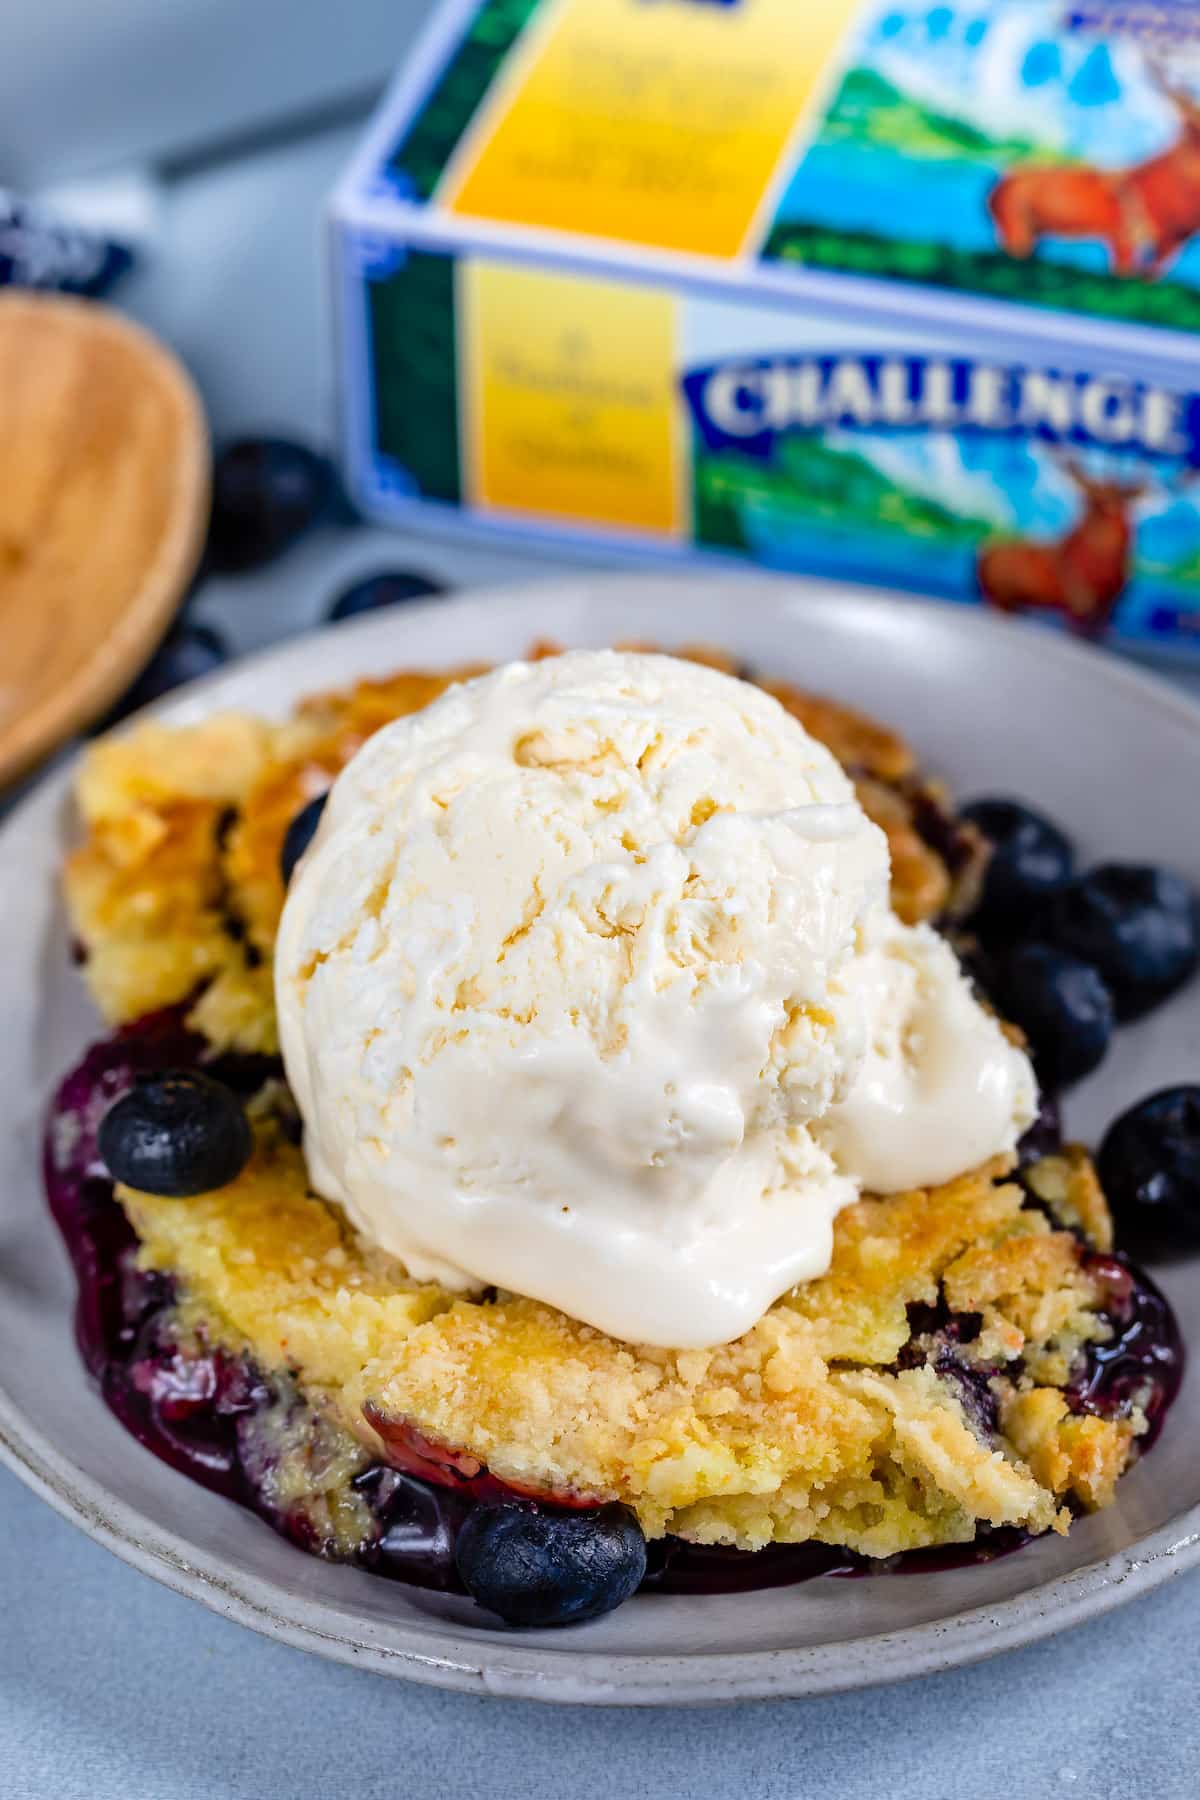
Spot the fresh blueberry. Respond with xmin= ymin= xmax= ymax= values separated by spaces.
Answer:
xmin=454 ymin=1503 xmax=647 ymax=1627
xmin=1044 ymin=864 xmax=1199 ymax=1019
xmin=993 ymin=943 xmax=1113 ymax=1089
xmin=327 ymin=569 xmax=445 ymax=622
xmin=960 ymin=798 xmax=1074 ymax=935
xmin=1097 ymin=1087 xmax=1200 ymax=1251
xmin=279 ymin=793 xmax=327 ymax=886
xmin=99 ymin=621 xmax=230 ymax=725
xmin=99 ymin=1070 xmax=253 ymax=1197
xmin=206 ymin=437 xmax=335 ymax=573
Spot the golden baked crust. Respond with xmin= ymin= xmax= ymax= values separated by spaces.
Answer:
xmin=67 ymin=644 xmax=1139 ymax=1560
xmin=66 ymin=647 xmax=983 ymax=1053
xmin=121 ymin=1117 xmax=1135 ymax=1555
xmin=66 ymin=664 xmax=482 ymax=1052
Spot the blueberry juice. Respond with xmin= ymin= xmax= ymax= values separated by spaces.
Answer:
xmin=45 ymin=1012 xmax=1184 ymax=1607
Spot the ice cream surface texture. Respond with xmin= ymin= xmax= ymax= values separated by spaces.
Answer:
xmin=276 ymin=652 xmax=1035 ymax=1348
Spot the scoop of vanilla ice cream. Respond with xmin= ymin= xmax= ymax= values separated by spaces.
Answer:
xmin=276 ymin=651 xmax=1034 ymax=1348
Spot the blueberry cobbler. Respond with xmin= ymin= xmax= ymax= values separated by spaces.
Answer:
xmin=47 ymin=646 xmax=1194 ymax=1627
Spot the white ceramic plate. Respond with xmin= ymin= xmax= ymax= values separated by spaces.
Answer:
xmin=2 ymin=576 xmax=1199 ymax=1706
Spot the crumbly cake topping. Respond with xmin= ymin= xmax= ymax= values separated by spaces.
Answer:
xmin=65 ymin=647 xmax=985 ymax=1057
xmin=121 ymin=1117 xmax=1134 ymax=1554
xmin=68 ymin=644 xmax=1138 ymax=1560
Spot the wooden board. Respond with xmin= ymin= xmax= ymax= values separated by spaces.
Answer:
xmin=0 ymin=292 xmax=210 ymax=787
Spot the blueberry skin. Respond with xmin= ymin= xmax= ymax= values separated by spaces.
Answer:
xmin=993 ymin=943 xmax=1113 ymax=1089
xmin=960 ymin=798 xmax=1074 ymax=935
xmin=1044 ymin=864 xmax=1199 ymax=1019
xmin=279 ymin=793 xmax=328 ymax=887
xmin=328 ymin=570 xmax=445 ymax=622
xmin=206 ymin=438 xmax=335 ymax=574
xmin=99 ymin=1070 xmax=253 ymax=1197
xmin=454 ymin=1503 xmax=647 ymax=1627
xmin=1098 ymin=1087 xmax=1200 ymax=1250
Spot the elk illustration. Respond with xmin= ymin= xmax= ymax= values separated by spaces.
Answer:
xmin=977 ymin=456 xmax=1149 ymax=636
xmin=989 ymin=59 xmax=1200 ymax=278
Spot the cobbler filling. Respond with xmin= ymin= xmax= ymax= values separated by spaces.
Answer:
xmin=45 ymin=1008 xmax=1183 ymax=1600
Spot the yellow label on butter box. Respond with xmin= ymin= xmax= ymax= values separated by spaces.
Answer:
xmin=440 ymin=0 xmax=857 ymax=259
xmin=338 ymin=0 xmax=1200 ymax=659
xmin=458 ymin=258 xmax=682 ymax=535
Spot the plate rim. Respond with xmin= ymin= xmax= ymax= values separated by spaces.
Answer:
xmin=5 ymin=1375 xmax=1200 ymax=1706
xmin=4 ymin=572 xmax=1200 ymax=1705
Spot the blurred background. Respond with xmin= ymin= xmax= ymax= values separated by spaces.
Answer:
xmin=1 ymin=0 xmax=581 ymax=751
xmin=4 ymin=0 xmax=1200 ymax=793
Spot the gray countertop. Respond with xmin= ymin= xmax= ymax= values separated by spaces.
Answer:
xmin=5 ymin=97 xmax=1200 ymax=1800
xmin=3 ymin=1465 xmax=1197 ymax=1800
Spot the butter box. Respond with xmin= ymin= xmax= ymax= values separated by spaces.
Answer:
xmin=331 ymin=0 xmax=1200 ymax=652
